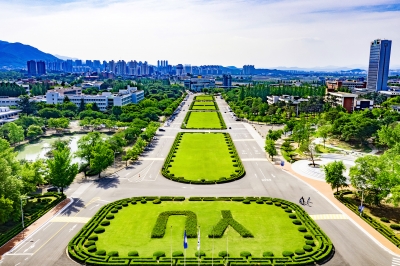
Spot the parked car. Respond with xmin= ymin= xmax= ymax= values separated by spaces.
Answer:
xmin=229 ymin=127 xmax=232 ymax=129
xmin=159 ymin=128 xmax=165 ymax=132
xmin=47 ymin=187 xmax=58 ymax=192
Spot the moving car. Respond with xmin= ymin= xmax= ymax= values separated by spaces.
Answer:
xmin=159 ymin=128 xmax=165 ymax=132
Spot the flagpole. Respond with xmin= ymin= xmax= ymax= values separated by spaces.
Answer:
xmin=212 ymin=226 xmax=214 ymax=266
xmin=170 ymin=226 xmax=172 ymax=266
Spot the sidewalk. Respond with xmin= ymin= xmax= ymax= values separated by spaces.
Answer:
xmin=0 ymin=198 xmax=71 ymax=260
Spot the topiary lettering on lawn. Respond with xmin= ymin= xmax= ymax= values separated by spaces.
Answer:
xmin=151 ymin=211 xmax=197 ymax=238
xmin=209 ymin=210 xmax=253 ymax=238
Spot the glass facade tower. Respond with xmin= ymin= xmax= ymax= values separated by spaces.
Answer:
xmin=367 ymin=39 xmax=392 ymax=91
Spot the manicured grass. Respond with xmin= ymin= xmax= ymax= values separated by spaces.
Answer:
xmin=194 ymin=101 xmax=215 ymax=106
xmin=195 ymin=95 xmax=214 ymax=101
xmin=185 ymin=112 xmax=224 ymax=129
xmin=169 ymin=133 xmax=238 ymax=180
xmin=192 ymin=105 xmax=216 ymax=110
xmin=95 ymin=201 xmax=307 ymax=258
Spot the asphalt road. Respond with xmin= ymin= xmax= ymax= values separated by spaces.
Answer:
xmin=1 ymin=93 xmax=396 ymax=266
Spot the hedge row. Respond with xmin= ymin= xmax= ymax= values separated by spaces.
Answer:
xmin=0 ymin=192 xmax=66 ymax=247
xmin=151 ymin=211 xmax=197 ymax=238
xmin=181 ymin=111 xmax=227 ymax=130
xmin=189 ymin=101 xmax=219 ymax=111
xmin=162 ymin=133 xmax=245 ymax=184
xmin=334 ymin=190 xmax=400 ymax=248
xmin=193 ymin=96 xmax=215 ymax=101
xmin=209 ymin=210 xmax=253 ymax=238
xmin=68 ymin=197 xmax=333 ymax=266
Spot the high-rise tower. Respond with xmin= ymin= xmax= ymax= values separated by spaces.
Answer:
xmin=367 ymin=39 xmax=392 ymax=91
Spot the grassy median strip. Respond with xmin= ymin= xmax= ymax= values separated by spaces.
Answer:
xmin=194 ymin=95 xmax=214 ymax=101
xmin=182 ymin=111 xmax=226 ymax=129
xmin=190 ymin=101 xmax=218 ymax=111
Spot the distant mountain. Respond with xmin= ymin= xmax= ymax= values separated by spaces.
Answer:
xmin=0 ymin=40 xmax=58 ymax=69
xmin=54 ymin=54 xmax=79 ymax=61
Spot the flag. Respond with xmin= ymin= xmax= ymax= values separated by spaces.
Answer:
xmin=183 ymin=230 xmax=188 ymax=249
xmin=197 ymin=227 xmax=200 ymax=251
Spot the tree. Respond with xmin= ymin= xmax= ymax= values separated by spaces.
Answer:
xmin=6 ymin=122 xmax=25 ymax=145
xmin=265 ymin=139 xmax=277 ymax=160
xmin=63 ymin=95 xmax=71 ymax=102
xmin=92 ymin=102 xmax=100 ymax=112
xmin=377 ymin=123 xmax=400 ymax=149
xmin=90 ymin=143 xmax=114 ymax=178
xmin=38 ymin=108 xmax=62 ymax=119
xmin=323 ymin=161 xmax=348 ymax=193
xmin=78 ymin=98 xmax=86 ymax=112
xmin=20 ymin=160 xmax=46 ymax=193
xmin=18 ymin=95 xmax=36 ymax=114
xmin=316 ymin=124 xmax=332 ymax=148
xmin=26 ymin=125 xmax=43 ymax=139
xmin=387 ymin=185 xmax=400 ymax=207
xmin=299 ymin=140 xmax=316 ymax=167
xmin=76 ymin=132 xmax=102 ymax=165
xmin=47 ymin=147 xmax=78 ymax=194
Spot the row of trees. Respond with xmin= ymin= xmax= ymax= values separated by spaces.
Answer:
xmin=0 ymin=82 xmax=26 ymax=97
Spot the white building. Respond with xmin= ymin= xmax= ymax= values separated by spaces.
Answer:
xmin=184 ymin=78 xmax=215 ymax=92
xmin=0 ymin=96 xmax=20 ymax=107
xmin=0 ymin=107 xmax=21 ymax=125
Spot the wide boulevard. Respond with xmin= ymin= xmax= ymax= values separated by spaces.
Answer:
xmin=1 ymin=93 xmax=396 ymax=266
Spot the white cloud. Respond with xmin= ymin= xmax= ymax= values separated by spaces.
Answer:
xmin=0 ymin=0 xmax=399 ymax=68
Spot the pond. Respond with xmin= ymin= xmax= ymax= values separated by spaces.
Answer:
xmin=15 ymin=133 xmax=109 ymax=165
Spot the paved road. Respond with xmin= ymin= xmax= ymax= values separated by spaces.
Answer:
xmin=1 ymin=93 xmax=395 ymax=266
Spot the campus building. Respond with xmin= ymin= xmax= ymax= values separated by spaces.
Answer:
xmin=367 ymin=39 xmax=392 ymax=92
xmin=327 ymin=91 xmax=373 ymax=112
xmin=46 ymin=85 xmax=144 ymax=111
xmin=326 ymin=80 xmax=367 ymax=92
xmin=184 ymin=77 xmax=215 ymax=92
xmin=0 ymin=96 xmax=20 ymax=107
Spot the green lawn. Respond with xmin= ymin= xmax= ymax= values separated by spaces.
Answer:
xmin=95 ymin=201 xmax=308 ymax=258
xmin=169 ymin=133 xmax=238 ymax=180
xmin=194 ymin=101 xmax=215 ymax=106
xmin=185 ymin=112 xmax=223 ymax=129
xmin=195 ymin=95 xmax=214 ymax=101
xmin=192 ymin=105 xmax=216 ymax=110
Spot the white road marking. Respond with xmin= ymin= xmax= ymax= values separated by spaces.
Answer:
xmin=310 ymin=214 xmax=348 ymax=220
xmin=392 ymin=257 xmax=400 ymax=266
xmin=262 ymin=179 xmax=271 ymax=182
xmin=271 ymin=174 xmax=276 ymax=178
xmin=3 ymin=254 xmax=33 ymax=256
xmin=41 ymin=223 xmax=52 ymax=231
xmin=70 ymin=183 xmax=93 ymax=199
xmin=69 ymin=224 xmax=77 ymax=232
xmin=89 ymin=204 xmax=100 ymax=210
xmin=51 ymin=217 xmax=90 ymax=223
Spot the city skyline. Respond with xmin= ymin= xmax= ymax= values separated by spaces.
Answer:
xmin=0 ymin=0 xmax=399 ymax=68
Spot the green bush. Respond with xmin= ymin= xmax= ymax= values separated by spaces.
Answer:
xmin=256 ymin=200 xmax=263 ymax=204
xmin=88 ymin=234 xmax=98 ymax=241
xmin=292 ymin=220 xmax=302 ymax=225
xmin=298 ymin=227 xmax=307 ymax=232
xmin=151 ymin=211 xmax=197 ymax=238
xmin=141 ymin=199 xmax=147 ymax=204
xmin=263 ymin=251 xmax=274 ymax=257
xmin=380 ymin=217 xmax=390 ymax=223
xmin=153 ymin=251 xmax=166 ymax=258
xmin=108 ymin=251 xmax=119 ymax=257
xmin=122 ymin=202 xmax=128 ymax=207
xmin=209 ymin=210 xmax=253 ymax=238
xmin=84 ymin=240 xmax=95 ymax=247
xmin=240 ymin=251 xmax=251 ymax=258
xmin=218 ymin=251 xmax=228 ymax=258
xmin=131 ymin=200 xmax=137 ymax=205
xmin=295 ymin=249 xmax=305 ymax=255
xmin=87 ymin=245 xmax=96 ymax=252
xmin=95 ymin=249 xmax=106 ymax=256
xmin=172 ymin=251 xmax=184 ymax=257
xmin=303 ymin=245 xmax=313 ymax=252
xmin=390 ymin=224 xmax=400 ymax=230
xmin=243 ymin=200 xmax=250 ymax=204
xmin=282 ymin=251 xmax=294 ymax=257
xmin=305 ymin=240 xmax=315 ymax=246
xmin=128 ymin=251 xmax=139 ymax=256
xmin=285 ymin=209 xmax=292 ymax=213
xmin=195 ymin=251 xmax=206 ymax=257
xmin=101 ymin=220 xmax=110 ymax=226
xmin=174 ymin=197 xmax=185 ymax=201
xmin=116 ymin=205 xmax=122 ymax=209
xmin=94 ymin=227 xmax=105 ymax=233
xmin=232 ymin=197 xmax=245 ymax=201
xmin=153 ymin=199 xmax=161 ymax=204
xmin=106 ymin=214 xmax=114 ymax=220
xmin=304 ymin=234 xmax=313 ymax=240
xmin=110 ymin=208 xmax=118 ymax=213
xmin=274 ymin=202 xmax=281 ymax=206
xmin=265 ymin=201 xmax=273 ymax=205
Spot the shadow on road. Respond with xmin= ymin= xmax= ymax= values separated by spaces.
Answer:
xmin=62 ymin=198 xmax=85 ymax=216
xmin=94 ymin=176 xmax=120 ymax=189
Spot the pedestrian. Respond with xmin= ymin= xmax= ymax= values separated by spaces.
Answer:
xmin=299 ymin=196 xmax=305 ymax=205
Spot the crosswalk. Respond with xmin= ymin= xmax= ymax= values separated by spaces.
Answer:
xmin=310 ymin=214 xmax=348 ymax=220
xmin=392 ymin=257 xmax=400 ymax=266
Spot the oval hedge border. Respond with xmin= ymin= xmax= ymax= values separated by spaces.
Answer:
xmin=181 ymin=111 xmax=227 ymax=130
xmin=161 ymin=132 xmax=246 ymax=184
xmin=68 ymin=196 xmax=334 ymax=266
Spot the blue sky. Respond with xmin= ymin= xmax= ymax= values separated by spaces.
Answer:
xmin=0 ymin=0 xmax=399 ymax=69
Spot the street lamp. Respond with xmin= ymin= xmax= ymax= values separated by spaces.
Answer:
xmin=20 ymin=196 xmax=31 ymax=238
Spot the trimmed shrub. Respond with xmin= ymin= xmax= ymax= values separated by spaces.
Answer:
xmin=281 ymin=205 xmax=288 ymax=209
xmin=240 ymin=251 xmax=251 ymax=258
xmin=232 ymin=197 xmax=245 ymax=202
xmin=243 ymin=200 xmax=250 ymax=204
xmin=122 ymin=202 xmax=128 ymax=207
xmin=88 ymin=235 xmax=98 ymax=241
xmin=108 ymin=251 xmax=119 ymax=257
xmin=151 ymin=211 xmax=197 ymax=238
xmin=84 ymin=240 xmax=95 ymax=247
xmin=116 ymin=205 xmax=122 ymax=209
xmin=289 ymin=214 xmax=297 ymax=219
xmin=304 ymin=234 xmax=313 ymax=240
xmin=292 ymin=220 xmax=302 ymax=225
xmin=285 ymin=209 xmax=292 ymax=213
xmin=274 ymin=202 xmax=281 ymax=206
xmin=95 ymin=249 xmax=106 ymax=256
xmin=128 ymin=251 xmax=139 ymax=256
xmin=256 ymin=200 xmax=263 ymax=204
xmin=153 ymin=251 xmax=166 ymax=258
xmin=172 ymin=251 xmax=184 ymax=257
xmin=209 ymin=210 xmax=253 ymax=238
xmin=87 ymin=245 xmax=96 ymax=252
xmin=218 ymin=251 xmax=228 ymax=258
xmin=298 ymin=226 xmax=307 ymax=232
xmin=141 ymin=199 xmax=147 ymax=204
xmin=110 ymin=208 xmax=118 ymax=213
xmin=305 ymin=240 xmax=315 ymax=246
xmin=174 ymin=197 xmax=185 ymax=201
xmin=390 ymin=224 xmax=400 ymax=230
xmin=303 ymin=245 xmax=313 ymax=252
xmin=153 ymin=199 xmax=161 ymax=204
xmin=263 ymin=251 xmax=274 ymax=257
xmin=265 ymin=201 xmax=273 ymax=205
xmin=106 ymin=214 xmax=114 ymax=220
xmin=101 ymin=220 xmax=110 ymax=226
xmin=380 ymin=217 xmax=390 ymax=223
xmin=94 ymin=227 xmax=105 ymax=234
xmin=282 ymin=251 xmax=294 ymax=257
xmin=295 ymin=249 xmax=305 ymax=255
xmin=195 ymin=251 xmax=206 ymax=257
xmin=131 ymin=200 xmax=137 ymax=205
